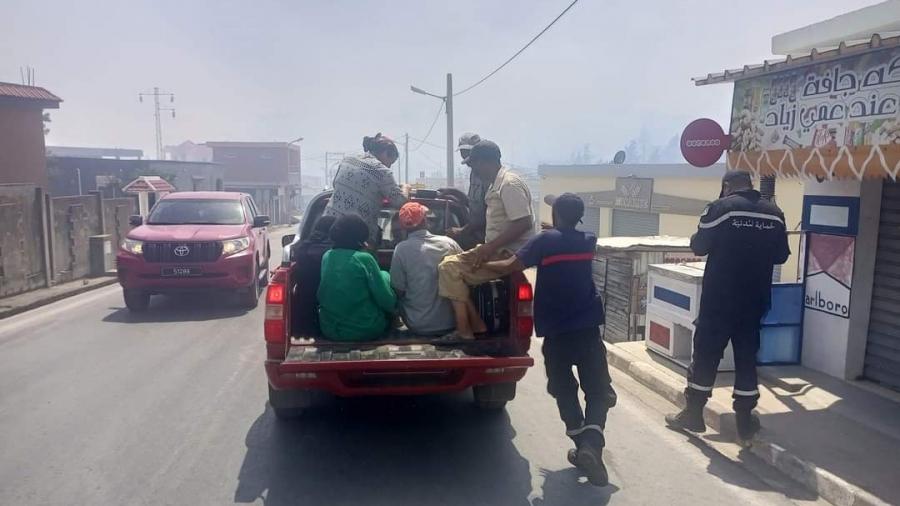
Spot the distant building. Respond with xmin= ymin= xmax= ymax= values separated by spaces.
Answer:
xmin=46 ymin=146 xmax=142 ymax=159
xmin=47 ymin=153 xmax=225 ymax=199
xmin=0 ymin=82 xmax=62 ymax=188
xmin=164 ymin=140 xmax=212 ymax=162
xmin=204 ymin=141 xmax=300 ymax=224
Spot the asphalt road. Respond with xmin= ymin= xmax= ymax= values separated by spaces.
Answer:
xmin=0 ymin=231 xmax=824 ymax=506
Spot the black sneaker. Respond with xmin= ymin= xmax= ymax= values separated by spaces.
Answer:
xmin=575 ymin=445 xmax=609 ymax=487
xmin=736 ymin=412 xmax=761 ymax=443
xmin=665 ymin=407 xmax=707 ymax=433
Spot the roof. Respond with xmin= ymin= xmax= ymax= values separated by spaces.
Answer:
xmin=46 ymin=146 xmax=143 ymax=159
xmin=162 ymin=191 xmax=244 ymax=200
xmin=595 ymin=236 xmax=692 ymax=252
xmin=694 ymin=33 xmax=900 ymax=86
xmin=539 ymin=162 xmax=726 ymax=179
xmin=205 ymin=141 xmax=300 ymax=150
xmin=122 ymin=176 xmax=176 ymax=193
xmin=772 ymin=1 xmax=900 ymax=56
xmin=0 ymin=82 xmax=62 ymax=108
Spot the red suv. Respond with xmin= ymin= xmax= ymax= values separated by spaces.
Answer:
xmin=116 ymin=191 xmax=271 ymax=312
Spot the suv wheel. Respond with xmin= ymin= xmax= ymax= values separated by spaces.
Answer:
xmin=240 ymin=262 xmax=260 ymax=308
xmin=123 ymin=289 xmax=150 ymax=312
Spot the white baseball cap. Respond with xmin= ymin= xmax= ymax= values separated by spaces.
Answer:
xmin=456 ymin=132 xmax=481 ymax=152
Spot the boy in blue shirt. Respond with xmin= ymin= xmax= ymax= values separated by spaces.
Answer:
xmin=484 ymin=193 xmax=615 ymax=487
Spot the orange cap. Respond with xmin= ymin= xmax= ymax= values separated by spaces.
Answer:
xmin=398 ymin=202 xmax=429 ymax=229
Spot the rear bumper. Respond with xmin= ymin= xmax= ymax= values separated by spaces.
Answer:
xmin=116 ymin=251 xmax=255 ymax=292
xmin=266 ymin=355 xmax=534 ymax=397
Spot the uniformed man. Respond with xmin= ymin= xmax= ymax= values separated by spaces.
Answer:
xmin=665 ymin=171 xmax=790 ymax=443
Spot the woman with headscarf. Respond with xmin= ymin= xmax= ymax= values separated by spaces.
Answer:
xmin=323 ymin=133 xmax=407 ymax=248
xmin=317 ymin=214 xmax=397 ymax=341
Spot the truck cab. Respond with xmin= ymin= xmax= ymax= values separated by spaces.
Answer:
xmin=263 ymin=190 xmax=535 ymax=418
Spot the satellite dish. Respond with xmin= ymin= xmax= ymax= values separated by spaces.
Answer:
xmin=613 ymin=150 xmax=626 ymax=164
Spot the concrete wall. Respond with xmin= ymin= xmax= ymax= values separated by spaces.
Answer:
xmin=0 ymin=184 xmax=47 ymax=296
xmin=0 ymin=106 xmax=48 ymax=188
xmin=50 ymin=195 xmax=101 ymax=282
xmin=102 ymin=197 xmax=137 ymax=253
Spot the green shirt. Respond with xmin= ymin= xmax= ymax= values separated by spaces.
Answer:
xmin=317 ymin=248 xmax=397 ymax=341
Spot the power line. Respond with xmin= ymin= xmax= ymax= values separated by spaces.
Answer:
xmin=410 ymin=101 xmax=445 ymax=152
xmin=407 ymin=135 xmax=446 ymax=151
xmin=454 ymin=0 xmax=580 ymax=97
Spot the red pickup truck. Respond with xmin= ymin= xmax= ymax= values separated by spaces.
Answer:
xmin=263 ymin=190 xmax=535 ymax=418
xmin=116 ymin=191 xmax=271 ymax=311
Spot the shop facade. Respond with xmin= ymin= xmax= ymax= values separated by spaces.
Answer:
xmin=695 ymin=23 xmax=900 ymax=388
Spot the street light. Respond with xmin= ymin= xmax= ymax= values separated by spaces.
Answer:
xmin=410 ymin=73 xmax=454 ymax=188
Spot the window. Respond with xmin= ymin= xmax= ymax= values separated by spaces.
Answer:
xmin=242 ymin=199 xmax=254 ymax=221
xmin=247 ymin=197 xmax=260 ymax=217
xmin=147 ymin=199 xmax=246 ymax=225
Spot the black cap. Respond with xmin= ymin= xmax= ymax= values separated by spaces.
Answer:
xmin=551 ymin=192 xmax=584 ymax=224
xmin=722 ymin=170 xmax=753 ymax=187
xmin=463 ymin=139 xmax=501 ymax=163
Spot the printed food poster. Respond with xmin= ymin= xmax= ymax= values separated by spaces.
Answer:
xmin=804 ymin=233 xmax=854 ymax=319
xmin=728 ymin=46 xmax=900 ymax=178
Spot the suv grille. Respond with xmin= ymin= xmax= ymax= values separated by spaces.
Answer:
xmin=142 ymin=242 xmax=223 ymax=263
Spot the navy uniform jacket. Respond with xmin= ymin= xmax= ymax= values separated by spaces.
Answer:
xmin=691 ymin=189 xmax=791 ymax=327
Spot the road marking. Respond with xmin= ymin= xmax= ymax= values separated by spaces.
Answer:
xmin=0 ymin=285 xmax=120 ymax=338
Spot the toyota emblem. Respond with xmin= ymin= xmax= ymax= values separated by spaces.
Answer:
xmin=173 ymin=244 xmax=191 ymax=257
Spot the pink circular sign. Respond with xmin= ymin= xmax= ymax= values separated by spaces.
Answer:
xmin=681 ymin=118 xmax=731 ymax=168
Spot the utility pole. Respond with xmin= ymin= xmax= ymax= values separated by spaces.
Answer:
xmin=404 ymin=133 xmax=410 ymax=185
xmin=445 ymin=73 xmax=454 ymax=188
xmin=138 ymin=87 xmax=175 ymax=160
xmin=410 ymin=72 xmax=456 ymax=188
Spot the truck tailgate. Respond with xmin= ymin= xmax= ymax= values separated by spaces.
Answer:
xmin=266 ymin=344 xmax=533 ymax=396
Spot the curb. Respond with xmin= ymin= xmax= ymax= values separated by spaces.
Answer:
xmin=0 ymin=278 xmax=118 ymax=321
xmin=606 ymin=344 xmax=890 ymax=506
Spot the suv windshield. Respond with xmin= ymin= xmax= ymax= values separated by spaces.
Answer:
xmin=148 ymin=199 xmax=245 ymax=225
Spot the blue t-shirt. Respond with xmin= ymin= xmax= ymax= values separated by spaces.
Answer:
xmin=516 ymin=228 xmax=604 ymax=337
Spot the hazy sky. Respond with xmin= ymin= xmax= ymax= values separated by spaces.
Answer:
xmin=3 ymin=0 xmax=883 ymax=177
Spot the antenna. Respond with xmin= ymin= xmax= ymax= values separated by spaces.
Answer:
xmin=137 ymin=87 xmax=176 ymax=159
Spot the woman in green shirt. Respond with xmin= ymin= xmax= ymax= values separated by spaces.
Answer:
xmin=317 ymin=213 xmax=397 ymax=341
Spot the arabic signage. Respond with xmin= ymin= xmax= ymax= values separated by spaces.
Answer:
xmin=728 ymin=46 xmax=900 ymax=179
xmin=681 ymin=118 xmax=731 ymax=167
xmin=614 ymin=177 xmax=653 ymax=211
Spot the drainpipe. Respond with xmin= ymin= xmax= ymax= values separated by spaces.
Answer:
xmin=760 ymin=175 xmax=776 ymax=202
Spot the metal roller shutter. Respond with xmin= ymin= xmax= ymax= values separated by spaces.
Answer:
xmin=865 ymin=181 xmax=900 ymax=390
xmin=578 ymin=207 xmax=602 ymax=235
xmin=612 ymin=209 xmax=660 ymax=237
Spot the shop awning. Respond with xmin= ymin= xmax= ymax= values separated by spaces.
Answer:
xmin=694 ymin=34 xmax=900 ymax=180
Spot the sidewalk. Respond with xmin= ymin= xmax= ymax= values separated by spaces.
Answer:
xmin=0 ymin=276 xmax=117 ymax=320
xmin=607 ymin=341 xmax=900 ymax=506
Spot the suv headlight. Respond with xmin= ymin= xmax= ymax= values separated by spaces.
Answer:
xmin=222 ymin=236 xmax=251 ymax=255
xmin=122 ymin=238 xmax=144 ymax=255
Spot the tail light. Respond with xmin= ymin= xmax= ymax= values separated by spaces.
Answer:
xmin=515 ymin=280 xmax=534 ymax=342
xmin=264 ymin=270 xmax=288 ymax=351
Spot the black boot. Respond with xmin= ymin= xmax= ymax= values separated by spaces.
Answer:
xmin=665 ymin=404 xmax=706 ymax=433
xmin=735 ymin=411 xmax=760 ymax=442
xmin=572 ymin=427 xmax=608 ymax=487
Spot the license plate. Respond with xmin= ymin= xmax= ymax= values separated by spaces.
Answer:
xmin=161 ymin=267 xmax=201 ymax=277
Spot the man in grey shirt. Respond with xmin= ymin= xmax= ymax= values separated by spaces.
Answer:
xmin=390 ymin=202 xmax=463 ymax=335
